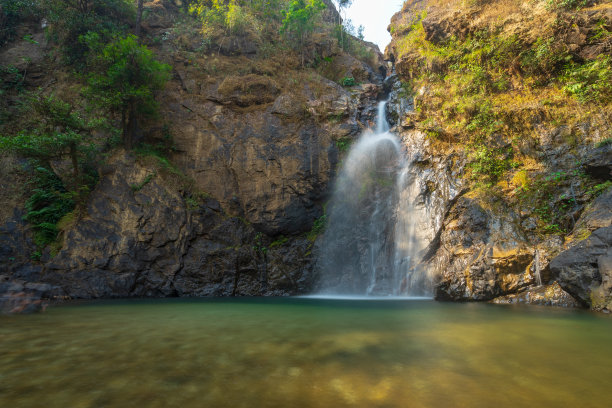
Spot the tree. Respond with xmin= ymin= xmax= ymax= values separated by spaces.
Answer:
xmin=0 ymin=95 xmax=88 ymax=181
xmin=334 ymin=0 xmax=352 ymax=49
xmin=280 ymin=0 xmax=326 ymax=67
xmin=42 ymin=0 xmax=135 ymax=67
xmin=85 ymin=33 xmax=171 ymax=149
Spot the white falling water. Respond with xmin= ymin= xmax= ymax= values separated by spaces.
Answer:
xmin=317 ymin=101 xmax=432 ymax=296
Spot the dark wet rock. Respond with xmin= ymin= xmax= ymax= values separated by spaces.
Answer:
xmin=0 ymin=209 xmax=40 ymax=280
xmin=551 ymin=226 xmax=612 ymax=312
xmin=583 ymin=143 xmax=612 ymax=181
xmin=491 ymin=282 xmax=580 ymax=308
xmin=0 ymin=277 xmax=61 ymax=314
xmin=569 ymin=188 xmax=612 ymax=242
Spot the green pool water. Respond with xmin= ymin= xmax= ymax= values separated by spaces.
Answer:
xmin=1 ymin=298 xmax=611 ymax=408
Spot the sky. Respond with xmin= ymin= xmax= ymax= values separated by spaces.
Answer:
xmin=343 ymin=0 xmax=405 ymax=51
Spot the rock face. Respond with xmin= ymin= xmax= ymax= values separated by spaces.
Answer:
xmin=431 ymin=197 xmax=541 ymax=301
xmin=41 ymin=152 xmax=315 ymax=298
xmin=550 ymin=190 xmax=612 ymax=312
xmin=0 ymin=1 xmax=385 ymax=299
xmin=161 ymin=72 xmax=381 ymax=237
xmin=382 ymin=0 xmax=611 ymax=310
xmin=550 ymin=227 xmax=612 ymax=311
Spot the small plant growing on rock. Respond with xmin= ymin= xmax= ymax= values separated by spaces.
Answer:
xmin=341 ymin=76 xmax=356 ymax=87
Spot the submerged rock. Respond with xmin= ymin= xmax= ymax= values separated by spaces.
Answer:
xmin=0 ymin=276 xmax=61 ymax=314
xmin=491 ymin=282 xmax=579 ymax=308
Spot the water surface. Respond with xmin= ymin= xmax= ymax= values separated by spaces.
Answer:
xmin=1 ymin=298 xmax=611 ymax=407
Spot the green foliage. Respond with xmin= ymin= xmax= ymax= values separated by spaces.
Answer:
xmin=190 ymin=0 xmax=287 ymax=40
xmin=335 ymin=137 xmax=351 ymax=152
xmin=546 ymin=0 xmax=588 ymax=10
xmin=307 ymin=214 xmax=326 ymax=241
xmin=0 ymin=0 xmax=41 ymax=45
xmin=281 ymin=0 xmax=326 ymax=65
xmin=520 ymin=37 xmax=570 ymax=80
xmin=23 ymin=167 xmax=75 ymax=250
xmin=269 ymin=236 xmax=289 ymax=248
xmin=586 ymin=180 xmax=612 ymax=197
xmin=0 ymin=94 xmax=89 ymax=178
xmin=468 ymin=144 xmax=513 ymax=185
xmin=85 ymin=33 xmax=171 ymax=147
xmin=561 ymin=55 xmax=612 ymax=104
xmin=341 ymin=76 xmax=355 ymax=86
xmin=131 ymin=172 xmax=155 ymax=192
xmin=589 ymin=19 xmax=611 ymax=44
xmin=0 ymin=65 xmax=24 ymax=95
xmin=43 ymin=0 xmax=135 ymax=67
xmin=253 ymin=232 xmax=268 ymax=255
xmin=515 ymin=169 xmax=586 ymax=235
xmin=134 ymin=143 xmax=181 ymax=175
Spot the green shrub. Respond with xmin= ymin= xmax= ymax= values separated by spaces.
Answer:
xmin=307 ymin=214 xmax=326 ymax=241
xmin=0 ymin=65 xmax=24 ymax=95
xmin=561 ymin=55 xmax=612 ymax=104
xmin=24 ymin=167 xmax=75 ymax=249
xmin=546 ymin=0 xmax=588 ymax=10
xmin=43 ymin=0 xmax=135 ymax=68
xmin=336 ymin=137 xmax=351 ymax=152
xmin=341 ymin=76 xmax=356 ymax=86
xmin=468 ymin=144 xmax=513 ymax=185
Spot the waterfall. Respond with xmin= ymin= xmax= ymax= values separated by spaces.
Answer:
xmin=316 ymin=101 xmax=432 ymax=296
xmin=534 ymin=250 xmax=543 ymax=287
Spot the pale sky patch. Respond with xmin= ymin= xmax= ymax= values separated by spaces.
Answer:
xmin=343 ymin=0 xmax=405 ymax=51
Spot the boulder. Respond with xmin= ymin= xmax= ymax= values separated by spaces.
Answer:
xmin=551 ymin=226 xmax=612 ymax=312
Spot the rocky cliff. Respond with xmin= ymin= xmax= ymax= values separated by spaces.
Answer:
xmin=1 ymin=0 xmax=611 ymax=313
xmin=0 ymin=0 xmax=386 ymax=304
xmin=385 ymin=0 xmax=612 ymax=311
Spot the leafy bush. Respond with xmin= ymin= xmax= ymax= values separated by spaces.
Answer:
xmin=546 ymin=0 xmax=588 ymax=10
xmin=468 ymin=144 xmax=513 ymax=185
xmin=43 ymin=0 xmax=135 ymax=67
xmin=0 ymin=64 xmax=24 ymax=95
xmin=23 ymin=167 xmax=75 ymax=250
xmin=561 ymin=55 xmax=612 ymax=104
xmin=520 ymin=37 xmax=570 ymax=80
xmin=341 ymin=76 xmax=355 ymax=86
xmin=190 ymin=0 xmax=265 ymax=38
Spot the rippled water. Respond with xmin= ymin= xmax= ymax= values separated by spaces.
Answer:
xmin=1 ymin=298 xmax=611 ymax=407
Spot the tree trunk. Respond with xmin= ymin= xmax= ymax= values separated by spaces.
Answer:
xmin=135 ymin=0 xmax=144 ymax=39
xmin=121 ymin=108 xmax=129 ymax=148
xmin=69 ymin=142 xmax=79 ymax=179
xmin=126 ymin=102 xmax=138 ymax=149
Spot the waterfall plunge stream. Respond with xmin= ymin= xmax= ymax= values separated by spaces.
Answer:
xmin=317 ymin=101 xmax=432 ymax=297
